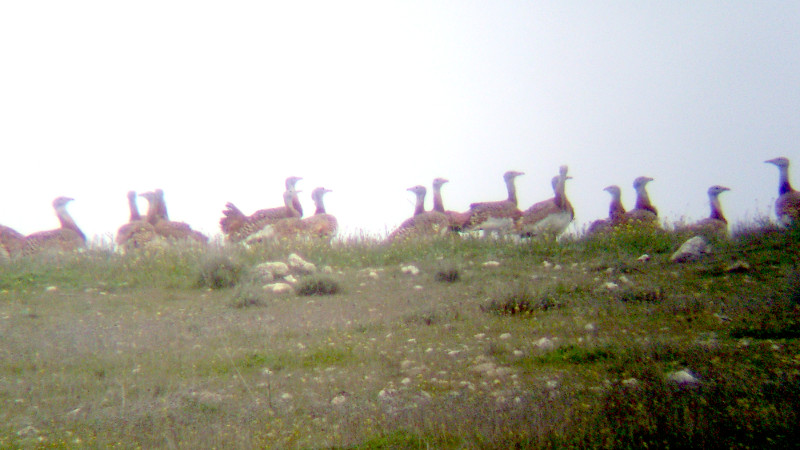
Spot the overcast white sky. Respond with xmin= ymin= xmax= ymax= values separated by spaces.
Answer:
xmin=1 ymin=2 xmax=798 ymax=241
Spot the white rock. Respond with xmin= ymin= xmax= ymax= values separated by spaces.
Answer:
xmin=368 ymin=271 xmax=379 ymax=280
xmin=280 ymin=393 xmax=293 ymax=400
xmin=257 ymin=261 xmax=290 ymax=278
xmin=288 ymin=253 xmax=317 ymax=274
xmin=331 ymin=393 xmax=347 ymax=406
xmin=482 ymin=261 xmax=501 ymax=267
xmin=534 ymin=337 xmax=554 ymax=350
xmin=283 ymin=274 xmax=298 ymax=284
xmin=637 ymin=254 xmax=651 ymax=262
xmin=322 ymin=265 xmax=334 ymax=274
xmin=413 ymin=285 xmax=423 ymax=290
xmin=584 ymin=323 xmax=596 ymax=332
xmin=401 ymin=265 xmax=420 ymax=275
xmin=499 ymin=333 xmax=512 ymax=340
xmin=45 ymin=286 xmax=58 ymax=292
xmin=604 ymin=282 xmax=619 ymax=290
xmin=622 ymin=378 xmax=639 ymax=387
xmin=264 ymin=283 xmax=293 ymax=294
xmin=619 ymin=275 xmax=631 ymax=285
xmin=670 ymin=236 xmax=710 ymax=263
xmin=542 ymin=261 xmax=552 ymax=268
xmin=666 ymin=369 xmax=700 ymax=385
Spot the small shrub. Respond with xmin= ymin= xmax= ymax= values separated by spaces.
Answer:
xmin=482 ymin=284 xmax=561 ymax=316
xmin=295 ymin=276 xmax=341 ymax=296
xmin=435 ymin=265 xmax=460 ymax=283
xmin=197 ymin=255 xmax=243 ymax=289
xmin=614 ymin=287 xmax=664 ymax=303
xmin=230 ymin=283 xmax=267 ymax=308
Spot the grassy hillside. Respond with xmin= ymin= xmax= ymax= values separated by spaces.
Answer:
xmin=1 ymin=224 xmax=799 ymax=448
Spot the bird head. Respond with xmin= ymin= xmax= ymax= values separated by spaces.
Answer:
xmin=765 ymin=157 xmax=789 ymax=168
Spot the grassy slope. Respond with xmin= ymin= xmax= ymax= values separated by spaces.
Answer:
xmin=0 ymin=225 xmax=799 ymax=448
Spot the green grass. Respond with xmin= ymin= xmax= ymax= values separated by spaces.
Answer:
xmin=1 ymin=223 xmax=799 ymax=447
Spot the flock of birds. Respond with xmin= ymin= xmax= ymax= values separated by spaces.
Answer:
xmin=0 ymin=157 xmax=798 ymax=258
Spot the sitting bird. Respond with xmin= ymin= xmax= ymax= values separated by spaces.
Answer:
xmin=301 ymin=187 xmax=338 ymax=239
xmin=465 ymin=170 xmax=525 ymax=233
xmin=115 ymin=191 xmax=157 ymax=250
xmin=431 ymin=178 xmax=470 ymax=232
xmin=221 ymin=176 xmax=302 ymax=242
xmin=765 ymin=157 xmax=800 ymax=226
xmin=140 ymin=190 xmax=208 ymax=243
xmin=387 ymin=185 xmax=450 ymax=242
xmin=623 ymin=176 xmax=659 ymax=226
xmin=587 ymin=185 xmax=626 ymax=234
xmin=517 ymin=165 xmax=574 ymax=238
xmin=22 ymin=197 xmax=86 ymax=255
xmin=678 ymin=185 xmax=731 ymax=237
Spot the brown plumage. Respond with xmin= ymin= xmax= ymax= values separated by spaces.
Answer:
xmin=22 ymin=197 xmax=86 ymax=255
xmin=387 ymin=185 xmax=450 ymax=242
xmin=221 ymin=177 xmax=303 ymax=242
xmin=0 ymin=224 xmax=25 ymax=258
xmin=431 ymin=178 xmax=470 ymax=231
xmin=247 ymin=189 xmax=305 ymax=243
xmin=140 ymin=191 xmax=208 ymax=243
xmin=301 ymin=187 xmax=338 ymax=238
xmin=466 ymin=170 xmax=524 ymax=231
xmin=765 ymin=157 xmax=800 ymax=226
xmin=115 ymin=191 xmax=158 ymax=250
xmin=679 ymin=185 xmax=730 ymax=237
xmin=587 ymin=185 xmax=626 ymax=234
xmin=623 ymin=176 xmax=659 ymax=225
xmin=517 ymin=166 xmax=574 ymax=237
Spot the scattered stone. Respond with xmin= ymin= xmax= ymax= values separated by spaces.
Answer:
xmin=331 ymin=392 xmax=347 ymax=406
xmin=280 ymin=393 xmax=293 ymax=400
xmin=542 ymin=261 xmax=553 ymax=268
xmin=622 ymin=378 xmax=639 ymax=387
xmin=45 ymin=286 xmax=58 ymax=292
xmin=670 ymin=236 xmax=710 ymax=263
xmin=584 ymin=323 xmax=596 ymax=332
xmin=321 ymin=265 xmax=334 ymax=274
xmin=257 ymin=261 xmax=290 ymax=278
xmin=553 ymin=264 xmax=562 ymax=270
xmin=264 ymin=283 xmax=293 ymax=294
xmin=413 ymin=285 xmax=423 ymax=290
xmin=401 ymin=265 xmax=420 ymax=275
xmin=534 ymin=337 xmax=554 ymax=351
xmin=368 ymin=271 xmax=379 ymax=280
xmin=666 ymin=369 xmax=700 ymax=385
xmin=288 ymin=253 xmax=317 ymax=274
xmin=499 ymin=333 xmax=512 ymax=340
xmin=283 ymin=274 xmax=298 ymax=284
xmin=483 ymin=261 xmax=501 ymax=267
xmin=474 ymin=333 xmax=486 ymax=339
xmin=619 ymin=275 xmax=631 ymax=285
xmin=604 ymin=282 xmax=619 ymax=290
xmin=725 ymin=260 xmax=751 ymax=273
xmin=637 ymin=254 xmax=651 ymax=262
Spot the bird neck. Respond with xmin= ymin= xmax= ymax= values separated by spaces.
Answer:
xmin=432 ymin=186 xmax=445 ymax=213
xmin=777 ymin=165 xmax=794 ymax=195
xmin=413 ymin=193 xmax=426 ymax=216
xmin=128 ymin=195 xmax=141 ymax=222
xmin=709 ymin=194 xmax=726 ymax=222
xmin=144 ymin=199 xmax=160 ymax=225
xmin=284 ymin=193 xmax=300 ymax=217
xmin=609 ymin=195 xmax=626 ymax=219
xmin=635 ymin=187 xmax=656 ymax=213
xmin=292 ymin=192 xmax=304 ymax=217
xmin=505 ymin=178 xmax=518 ymax=205
xmin=554 ymin=176 xmax=568 ymax=209
xmin=156 ymin=195 xmax=169 ymax=221
xmin=313 ymin=196 xmax=326 ymax=215
xmin=56 ymin=206 xmax=86 ymax=241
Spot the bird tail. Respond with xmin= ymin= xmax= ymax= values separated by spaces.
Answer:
xmin=220 ymin=202 xmax=245 ymax=234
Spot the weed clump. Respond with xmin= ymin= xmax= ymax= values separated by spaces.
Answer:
xmin=197 ymin=254 xmax=243 ymax=289
xmin=230 ymin=283 xmax=267 ymax=308
xmin=482 ymin=284 xmax=561 ymax=316
xmin=435 ymin=265 xmax=460 ymax=283
xmin=295 ymin=276 xmax=340 ymax=296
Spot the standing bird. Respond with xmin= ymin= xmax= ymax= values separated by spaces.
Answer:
xmin=387 ymin=185 xmax=450 ymax=242
xmin=465 ymin=170 xmax=525 ymax=232
xmin=0 ymin=224 xmax=25 ymax=259
xmin=765 ymin=157 xmax=800 ymax=226
xmin=22 ymin=197 xmax=86 ymax=255
xmin=301 ymin=187 xmax=338 ymax=238
xmin=587 ymin=185 xmax=626 ymax=234
xmin=431 ymin=178 xmax=470 ymax=232
xmin=140 ymin=191 xmax=208 ymax=243
xmin=115 ymin=191 xmax=157 ymax=250
xmin=623 ymin=176 xmax=659 ymax=225
xmin=517 ymin=166 xmax=574 ymax=238
xmin=679 ymin=185 xmax=731 ymax=237
xmin=221 ymin=177 xmax=303 ymax=242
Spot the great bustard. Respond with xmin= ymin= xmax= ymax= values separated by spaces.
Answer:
xmin=517 ymin=166 xmax=574 ymax=238
xmin=0 ymin=224 xmax=25 ymax=258
xmin=465 ymin=170 xmax=525 ymax=232
xmin=22 ymin=197 xmax=86 ymax=255
xmin=765 ymin=157 xmax=800 ymax=226
xmin=140 ymin=190 xmax=208 ymax=243
xmin=431 ymin=178 xmax=470 ymax=232
xmin=220 ymin=177 xmax=303 ymax=242
xmin=587 ymin=185 xmax=626 ymax=234
xmin=115 ymin=191 xmax=157 ymax=250
xmin=678 ymin=185 xmax=731 ymax=237
xmin=623 ymin=176 xmax=659 ymax=225
xmin=301 ymin=187 xmax=338 ymax=239
xmin=387 ymin=185 xmax=450 ymax=242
